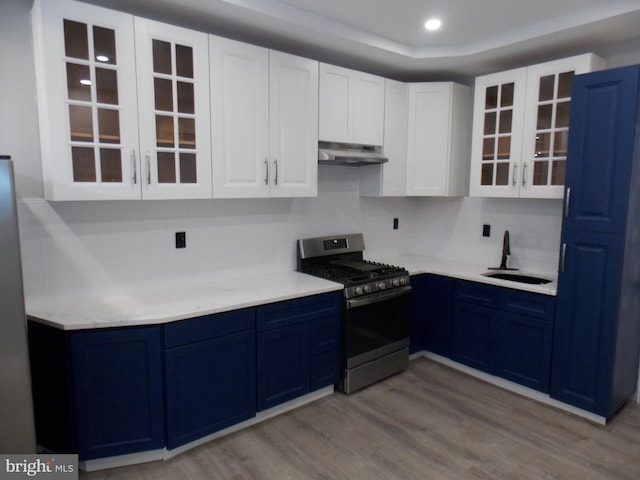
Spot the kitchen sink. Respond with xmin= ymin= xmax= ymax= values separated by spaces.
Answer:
xmin=482 ymin=272 xmax=553 ymax=285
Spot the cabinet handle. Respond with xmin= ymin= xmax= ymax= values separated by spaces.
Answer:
xmin=131 ymin=150 xmax=137 ymax=184
xmin=146 ymin=151 xmax=151 ymax=185
xmin=264 ymin=158 xmax=269 ymax=186
xmin=512 ymin=163 xmax=518 ymax=187
xmin=273 ymin=159 xmax=278 ymax=185
xmin=564 ymin=187 xmax=571 ymax=218
xmin=522 ymin=162 xmax=527 ymax=187
xmin=561 ymin=243 xmax=567 ymax=272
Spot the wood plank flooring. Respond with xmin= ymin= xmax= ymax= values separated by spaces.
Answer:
xmin=80 ymin=358 xmax=640 ymax=479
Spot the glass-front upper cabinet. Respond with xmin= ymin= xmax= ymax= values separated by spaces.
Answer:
xmin=134 ymin=18 xmax=211 ymax=199
xmin=32 ymin=0 xmax=211 ymax=200
xmin=470 ymin=54 xmax=605 ymax=199
xmin=470 ymin=68 xmax=528 ymax=198
xmin=33 ymin=0 xmax=139 ymax=200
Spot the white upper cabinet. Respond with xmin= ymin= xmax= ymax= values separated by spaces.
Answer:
xmin=469 ymin=53 xmax=605 ymax=198
xmin=210 ymin=37 xmax=270 ymax=198
xmin=319 ymin=64 xmax=385 ymax=146
xmin=32 ymin=0 xmax=139 ymax=200
xmin=360 ymin=79 xmax=409 ymax=197
xmin=32 ymin=0 xmax=212 ymax=200
xmin=210 ymin=37 xmax=318 ymax=198
xmin=406 ymin=82 xmax=471 ymax=197
xmin=268 ymin=51 xmax=318 ymax=198
xmin=134 ymin=18 xmax=212 ymax=199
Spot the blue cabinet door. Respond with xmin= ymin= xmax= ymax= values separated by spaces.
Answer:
xmin=551 ymin=230 xmax=625 ymax=415
xmin=257 ymin=323 xmax=311 ymax=411
xmin=256 ymin=292 xmax=341 ymax=411
xmin=423 ymin=275 xmax=454 ymax=357
xmin=563 ymin=65 xmax=640 ymax=234
xmin=310 ymin=350 xmax=340 ymax=391
xmin=70 ymin=327 xmax=164 ymax=460
xmin=496 ymin=313 xmax=553 ymax=392
xmin=452 ymin=302 xmax=497 ymax=374
xmin=165 ymin=331 xmax=256 ymax=449
xmin=410 ymin=274 xmax=428 ymax=353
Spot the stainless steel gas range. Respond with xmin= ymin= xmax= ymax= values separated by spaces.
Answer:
xmin=297 ymin=233 xmax=412 ymax=393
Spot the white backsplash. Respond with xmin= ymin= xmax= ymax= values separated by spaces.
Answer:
xmin=17 ymin=167 xmax=416 ymax=297
xmin=410 ymin=196 xmax=564 ymax=274
xmin=17 ymin=164 xmax=562 ymax=298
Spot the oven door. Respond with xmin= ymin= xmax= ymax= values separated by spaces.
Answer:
xmin=341 ymin=286 xmax=412 ymax=392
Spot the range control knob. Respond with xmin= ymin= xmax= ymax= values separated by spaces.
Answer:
xmin=392 ymin=278 xmax=400 ymax=287
xmin=378 ymin=282 xmax=386 ymax=290
xmin=354 ymin=286 xmax=363 ymax=296
xmin=363 ymin=285 xmax=372 ymax=294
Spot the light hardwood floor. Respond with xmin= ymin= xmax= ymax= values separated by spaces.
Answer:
xmin=80 ymin=358 xmax=640 ymax=479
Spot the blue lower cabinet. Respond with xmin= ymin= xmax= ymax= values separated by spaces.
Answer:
xmin=419 ymin=274 xmax=454 ymax=357
xmin=256 ymin=292 xmax=341 ymax=411
xmin=310 ymin=350 xmax=340 ymax=391
xmin=257 ymin=324 xmax=311 ymax=410
xmin=551 ymin=230 xmax=626 ymax=415
xmin=452 ymin=301 xmax=497 ymax=374
xmin=165 ymin=331 xmax=256 ymax=449
xmin=496 ymin=313 xmax=553 ymax=392
xmin=163 ymin=308 xmax=256 ymax=449
xmin=451 ymin=280 xmax=555 ymax=393
xmin=70 ymin=327 xmax=165 ymax=460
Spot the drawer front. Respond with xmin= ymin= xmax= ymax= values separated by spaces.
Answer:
xmin=454 ymin=280 xmax=500 ymax=308
xmin=503 ymin=289 xmax=555 ymax=320
xmin=257 ymin=292 xmax=341 ymax=332
xmin=164 ymin=308 xmax=255 ymax=348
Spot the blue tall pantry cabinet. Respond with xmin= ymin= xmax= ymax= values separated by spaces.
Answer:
xmin=550 ymin=65 xmax=640 ymax=418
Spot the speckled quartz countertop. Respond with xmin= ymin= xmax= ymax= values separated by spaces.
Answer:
xmin=26 ymin=257 xmax=557 ymax=331
xmin=26 ymin=271 xmax=343 ymax=331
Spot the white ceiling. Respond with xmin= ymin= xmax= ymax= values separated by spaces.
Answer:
xmin=80 ymin=0 xmax=640 ymax=82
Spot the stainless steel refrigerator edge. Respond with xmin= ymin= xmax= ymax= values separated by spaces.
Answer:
xmin=0 ymin=156 xmax=37 ymax=453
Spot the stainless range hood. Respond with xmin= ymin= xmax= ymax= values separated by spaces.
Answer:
xmin=318 ymin=141 xmax=388 ymax=166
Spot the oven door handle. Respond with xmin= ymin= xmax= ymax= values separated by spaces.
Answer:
xmin=346 ymin=285 xmax=412 ymax=309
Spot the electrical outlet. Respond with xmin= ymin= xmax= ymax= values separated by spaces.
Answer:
xmin=393 ymin=218 xmax=399 ymax=230
xmin=483 ymin=224 xmax=491 ymax=237
xmin=175 ymin=231 xmax=186 ymax=248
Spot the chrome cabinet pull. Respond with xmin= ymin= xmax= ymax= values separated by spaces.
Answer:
xmin=145 ymin=151 xmax=151 ymax=185
xmin=512 ymin=163 xmax=518 ymax=187
xmin=273 ymin=159 xmax=278 ymax=185
xmin=565 ymin=187 xmax=571 ymax=218
xmin=131 ymin=150 xmax=137 ymax=184
xmin=264 ymin=158 xmax=269 ymax=185
xmin=561 ymin=243 xmax=567 ymax=272
xmin=522 ymin=162 xmax=527 ymax=187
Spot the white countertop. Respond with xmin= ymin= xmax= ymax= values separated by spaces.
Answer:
xmin=26 ymin=271 xmax=343 ymax=331
xmin=380 ymin=255 xmax=557 ymax=296
xmin=26 ymin=256 xmax=556 ymax=331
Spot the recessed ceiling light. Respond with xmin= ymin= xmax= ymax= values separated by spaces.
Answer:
xmin=96 ymin=55 xmax=109 ymax=62
xmin=424 ymin=18 xmax=442 ymax=31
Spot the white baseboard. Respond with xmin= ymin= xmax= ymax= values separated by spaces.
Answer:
xmin=413 ymin=351 xmax=607 ymax=425
xmin=80 ymin=386 xmax=335 ymax=471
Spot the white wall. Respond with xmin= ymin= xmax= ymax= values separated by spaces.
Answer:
xmin=1 ymin=0 xmax=633 ymax=300
xmin=410 ymin=197 xmax=563 ymax=273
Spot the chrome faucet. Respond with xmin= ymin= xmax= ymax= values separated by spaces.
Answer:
xmin=489 ymin=230 xmax=518 ymax=271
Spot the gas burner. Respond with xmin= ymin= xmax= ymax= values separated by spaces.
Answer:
xmin=297 ymin=234 xmax=410 ymax=298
